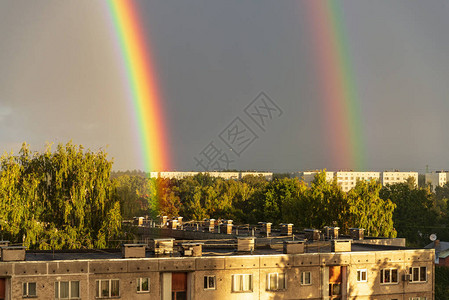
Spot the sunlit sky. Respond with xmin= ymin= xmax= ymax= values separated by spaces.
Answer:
xmin=1 ymin=0 xmax=449 ymax=173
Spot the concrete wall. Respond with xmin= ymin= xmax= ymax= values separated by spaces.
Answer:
xmin=0 ymin=249 xmax=434 ymax=299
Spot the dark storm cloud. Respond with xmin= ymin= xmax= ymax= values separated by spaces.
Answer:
xmin=1 ymin=0 xmax=448 ymax=172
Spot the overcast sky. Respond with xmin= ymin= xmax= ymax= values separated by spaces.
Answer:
xmin=1 ymin=0 xmax=449 ymax=173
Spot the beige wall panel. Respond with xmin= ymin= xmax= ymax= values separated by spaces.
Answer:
xmin=284 ymin=266 xmax=321 ymax=299
xmin=293 ymin=253 xmax=320 ymax=266
xmin=375 ymin=251 xmax=405 ymax=264
xmin=195 ymin=257 xmax=225 ymax=270
xmin=159 ymin=257 xmax=195 ymax=272
xmin=320 ymin=253 xmax=351 ymax=265
xmin=224 ymin=256 xmax=259 ymax=269
xmin=47 ymin=261 xmax=88 ymax=275
xmin=14 ymin=262 xmax=47 ymax=276
xmin=350 ymin=252 xmax=375 ymax=265
xmin=193 ymin=270 xmax=229 ymax=300
xmin=127 ymin=259 xmax=159 ymax=273
xmin=260 ymin=255 xmax=292 ymax=268
xmin=347 ymin=264 xmax=377 ymax=297
xmin=218 ymin=268 xmax=259 ymax=300
xmin=405 ymin=250 xmax=434 ymax=262
xmin=89 ymin=260 xmax=128 ymax=274
xmin=0 ymin=263 xmax=13 ymax=276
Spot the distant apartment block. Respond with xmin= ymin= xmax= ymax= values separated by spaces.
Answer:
xmin=294 ymin=171 xmax=418 ymax=192
xmin=335 ymin=171 xmax=381 ymax=192
xmin=381 ymin=171 xmax=418 ymax=187
xmin=240 ymin=172 xmax=273 ymax=181
xmin=292 ymin=171 xmax=335 ymax=186
xmin=425 ymin=171 xmax=448 ymax=190
xmin=150 ymin=171 xmax=273 ymax=181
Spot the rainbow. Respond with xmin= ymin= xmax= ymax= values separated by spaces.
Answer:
xmin=106 ymin=0 xmax=170 ymax=172
xmin=304 ymin=0 xmax=365 ymax=170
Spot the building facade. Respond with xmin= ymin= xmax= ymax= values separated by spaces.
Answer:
xmin=381 ymin=172 xmax=418 ymax=188
xmin=150 ymin=172 xmax=273 ymax=181
xmin=0 ymin=242 xmax=434 ymax=300
xmin=334 ymin=172 xmax=380 ymax=192
xmin=293 ymin=171 xmax=419 ymax=192
xmin=425 ymin=172 xmax=448 ymax=191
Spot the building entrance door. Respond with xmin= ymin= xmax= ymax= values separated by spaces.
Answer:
xmin=329 ymin=266 xmax=342 ymax=299
xmin=0 ymin=278 xmax=5 ymax=300
xmin=172 ymin=272 xmax=187 ymax=300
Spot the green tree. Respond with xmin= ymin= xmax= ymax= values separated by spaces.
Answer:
xmin=304 ymin=171 xmax=349 ymax=230
xmin=0 ymin=142 xmax=122 ymax=249
xmin=348 ymin=180 xmax=396 ymax=237
xmin=380 ymin=183 xmax=436 ymax=246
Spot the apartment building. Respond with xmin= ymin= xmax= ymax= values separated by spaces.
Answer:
xmin=240 ymin=172 xmax=273 ymax=181
xmin=158 ymin=172 xmax=201 ymax=180
xmin=0 ymin=235 xmax=434 ymax=300
xmin=294 ymin=171 xmax=419 ymax=192
xmin=293 ymin=171 xmax=335 ymax=186
xmin=335 ymin=172 xmax=380 ymax=192
xmin=425 ymin=172 xmax=448 ymax=191
xmin=150 ymin=171 xmax=273 ymax=181
xmin=381 ymin=172 xmax=418 ymax=187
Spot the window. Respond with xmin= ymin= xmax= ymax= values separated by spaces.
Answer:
xmin=357 ymin=269 xmax=367 ymax=282
xmin=96 ymin=279 xmax=119 ymax=298
xmin=300 ymin=271 xmax=312 ymax=285
xmin=267 ymin=273 xmax=286 ymax=291
xmin=409 ymin=298 xmax=426 ymax=300
xmin=203 ymin=276 xmax=216 ymax=290
xmin=136 ymin=278 xmax=149 ymax=293
xmin=380 ymin=268 xmax=398 ymax=284
xmin=232 ymin=274 xmax=252 ymax=292
xmin=55 ymin=281 xmax=79 ymax=299
xmin=409 ymin=267 xmax=427 ymax=282
xmin=23 ymin=282 xmax=37 ymax=298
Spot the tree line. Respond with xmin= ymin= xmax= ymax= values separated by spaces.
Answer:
xmin=1 ymin=142 xmax=447 ymax=249
xmin=116 ymin=171 xmax=449 ymax=247
xmin=116 ymin=171 xmax=397 ymax=239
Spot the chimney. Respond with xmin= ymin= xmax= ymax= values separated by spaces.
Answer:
xmin=305 ymin=229 xmax=321 ymax=241
xmin=153 ymin=238 xmax=175 ymax=255
xmin=259 ymin=222 xmax=272 ymax=237
xmin=283 ymin=240 xmax=305 ymax=254
xmin=280 ymin=223 xmax=293 ymax=236
xmin=204 ymin=219 xmax=215 ymax=233
xmin=435 ymin=239 xmax=440 ymax=250
xmin=181 ymin=242 xmax=203 ymax=257
xmin=323 ymin=226 xmax=330 ymax=240
xmin=350 ymin=228 xmax=364 ymax=240
xmin=122 ymin=244 xmax=146 ymax=258
xmin=168 ymin=219 xmax=178 ymax=230
xmin=159 ymin=216 xmax=168 ymax=228
xmin=237 ymin=237 xmax=255 ymax=252
xmin=221 ymin=220 xmax=233 ymax=235
xmin=134 ymin=217 xmax=144 ymax=226
xmin=329 ymin=227 xmax=339 ymax=239
xmin=331 ymin=239 xmax=352 ymax=252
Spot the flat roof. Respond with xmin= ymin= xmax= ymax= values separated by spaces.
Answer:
xmin=16 ymin=239 xmax=416 ymax=262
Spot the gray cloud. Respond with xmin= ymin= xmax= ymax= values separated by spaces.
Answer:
xmin=0 ymin=0 xmax=448 ymax=173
